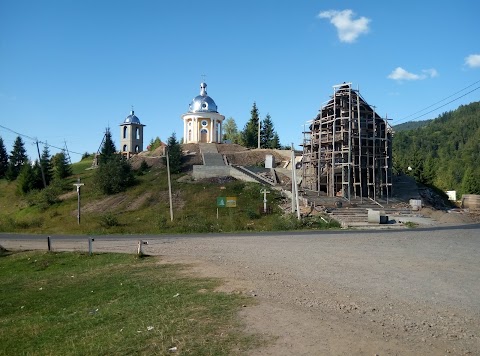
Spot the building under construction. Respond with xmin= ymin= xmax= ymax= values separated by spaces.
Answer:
xmin=302 ymin=83 xmax=393 ymax=202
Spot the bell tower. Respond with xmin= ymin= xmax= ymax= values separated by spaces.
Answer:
xmin=120 ymin=109 xmax=146 ymax=157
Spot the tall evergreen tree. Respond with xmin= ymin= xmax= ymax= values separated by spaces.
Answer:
xmin=52 ymin=152 xmax=72 ymax=180
xmin=0 ymin=136 xmax=8 ymax=179
xmin=16 ymin=160 xmax=36 ymax=194
xmin=99 ymin=128 xmax=117 ymax=164
xmin=271 ymin=132 xmax=281 ymax=149
xmin=241 ymin=102 xmax=261 ymax=148
xmin=462 ymin=167 xmax=480 ymax=194
xmin=40 ymin=144 xmax=53 ymax=186
xmin=260 ymin=114 xmax=277 ymax=148
xmin=32 ymin=160 xmax=45 ymax=190
xmin=164 ymin=132 xmax=183 ymax=174
xmin=6 ymin=136 xmax=27 ymax=181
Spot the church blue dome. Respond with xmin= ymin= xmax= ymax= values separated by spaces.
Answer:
xmin=188 ymin=82 xmax=218 ymax=113
xmin=124 ymin=110 xmax=141 ymax=124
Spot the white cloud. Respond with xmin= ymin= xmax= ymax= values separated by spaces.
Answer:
xmin=387 ymin=67 xmax=438 ymax=81
xmin=465 ymin=54 xmax=480 ymax=68
xmin=318 ymin=9 xmax=370 ymax=43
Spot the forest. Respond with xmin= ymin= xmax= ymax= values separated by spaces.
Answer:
xmin=393 ymin=101 xmax=480 ymax=196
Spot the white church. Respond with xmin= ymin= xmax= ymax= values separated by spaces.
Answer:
xmin=181 ymin=82 xmax=225 ymax=144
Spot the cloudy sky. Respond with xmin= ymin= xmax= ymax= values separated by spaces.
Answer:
xmin=1 ymin=0 xmax=479 ymax=161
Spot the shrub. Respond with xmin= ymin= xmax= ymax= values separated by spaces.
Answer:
xmin=99 ymin=213 xmax=119 ymax=228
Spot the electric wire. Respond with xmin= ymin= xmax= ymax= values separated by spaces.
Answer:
xmin=396 ymin=79 xmax=480 ymax=124
xmin=0 ymin=123 xmax=83 ymax=155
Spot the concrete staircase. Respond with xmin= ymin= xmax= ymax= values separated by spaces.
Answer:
xmin=199 ymin=143 xmax=225 ymax=166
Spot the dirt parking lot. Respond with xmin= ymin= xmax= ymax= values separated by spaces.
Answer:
xmin=2 ymin=225 xmax=480 ymax=355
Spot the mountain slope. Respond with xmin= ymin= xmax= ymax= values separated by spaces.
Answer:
xmin=393 ymin=101 xmax=480 ymax=195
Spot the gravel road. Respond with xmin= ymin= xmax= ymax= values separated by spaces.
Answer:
xmin=2 ymin=225 xmax=480 ymax=355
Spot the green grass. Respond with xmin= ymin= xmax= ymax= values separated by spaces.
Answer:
xmin=0 ymin=156 xmax=340 ymax=235
xmin=0 ymin=251 xmax=260 ymax=355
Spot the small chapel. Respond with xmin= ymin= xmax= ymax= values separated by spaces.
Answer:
xmin=181 ymin=82 xmax=225 ymax=143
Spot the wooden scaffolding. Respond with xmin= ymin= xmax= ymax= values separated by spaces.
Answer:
xmin=302 ymin=83 xmax=393 ymax=201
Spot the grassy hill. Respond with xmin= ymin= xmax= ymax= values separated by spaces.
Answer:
xmin=0 ymin=151 xmax=338 ymax=235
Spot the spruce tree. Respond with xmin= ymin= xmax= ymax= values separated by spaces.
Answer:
xmin=260 ymin=114 xmax=277 ymax=148
xmin=52 ymin=152 xmax=72 ymax=180
xmin=6 ymin=136 xmax=27 ymax=181
xmin=0 ymin=136 xmax=8 ymax=179
xmin=16 ymin=160 xmax=36 ymax=194
xmin=99 ymin=128 xmax=117 ymax=164
xmin=164 ymin=132 xmax=183 ymax=174
xmin=241 ymin=102 xmax=260 ymax=148
xmin=40 ymin=144 xmax=53 ymax=186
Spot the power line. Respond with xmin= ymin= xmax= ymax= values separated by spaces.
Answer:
xmin=396 ymin=79 xmax=480 ymax=124
xmin=397 ymin=86 xmax=480 ymax=124
xmin=0 ymin=123 xmax=83 ymax=155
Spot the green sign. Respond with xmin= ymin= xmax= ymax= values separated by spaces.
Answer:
xmin=217 ymin=197 xmax=237 ymax=208
xmin=217 ymin=197 xmax=226 ymax=207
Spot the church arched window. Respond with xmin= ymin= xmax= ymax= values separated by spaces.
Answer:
xmin=123 ymin=144 xmax=127 ymax=151
xmin=136 ymin=127 xmax=140 ymax=140
xmin=123 ymin=126 xmax=127 ymax=139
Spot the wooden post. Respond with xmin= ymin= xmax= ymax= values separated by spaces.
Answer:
xmin=47 ymin=236 xmax=51 ymax=252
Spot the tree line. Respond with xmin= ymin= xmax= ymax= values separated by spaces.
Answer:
xmin=222 ymin=102 xmax=285 ymax=149
xmin=0 ymin=136 xmax=72 ymax=194
xmin=393 ymin=101 xmax=480 ymax=195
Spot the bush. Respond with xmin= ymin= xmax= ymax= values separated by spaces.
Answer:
xmin=99 ymin=213 xmax=119 ymax=228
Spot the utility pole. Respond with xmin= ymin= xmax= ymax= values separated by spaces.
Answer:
xmin=258 ymin=120 xmax=261 ymax=149
xmin=166 ymin=146 xmax=174 ymax=221
xmin=35 ymin=141 xmax=47 ymax=188
xmin=73 ymin=178 xmax=84 ymax=224
xmin=291 ymin=143 xmax=300 ymax=220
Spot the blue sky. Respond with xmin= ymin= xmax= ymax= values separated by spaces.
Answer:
xmin=1 ymin=0 xmax=479 ymax=162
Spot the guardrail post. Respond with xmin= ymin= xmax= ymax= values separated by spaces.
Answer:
xmin=137 ymin=240 xmax=148 ymax=256
xmin=88 ymin=238 xmax=95 ymax=256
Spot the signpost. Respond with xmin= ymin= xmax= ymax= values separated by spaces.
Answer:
xmin=216 ymin=196 xmax=237 ymax=219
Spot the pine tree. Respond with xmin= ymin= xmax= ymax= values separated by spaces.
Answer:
xmin=462 ymin=167 xmax=480 ymax=195
xmin=271 ymin=132 xmax=281 ymax=149
xmin=260 ymin=114 xmax=277 ymax=148
xmin=40 ymin=144 xmax=53 ymax=186
xmin=6 ymin=136 xmax=27 ymax=181
xmin=32 ymin=160 xmax=45 ymax=190
xmin=52 ymin=152 xmax=72 ymax=180
xmin=0 ymin=136 xmax=8 ymax=179
xmin=164 ymin=132 xmax=183 ymax=174
xmin=99 ymin=128 xmax=117 ymax=164
xmin=241 ymin=102 xmax=260 ymax=148
xmin=16 ymin=160 xmax=36 ymax=194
